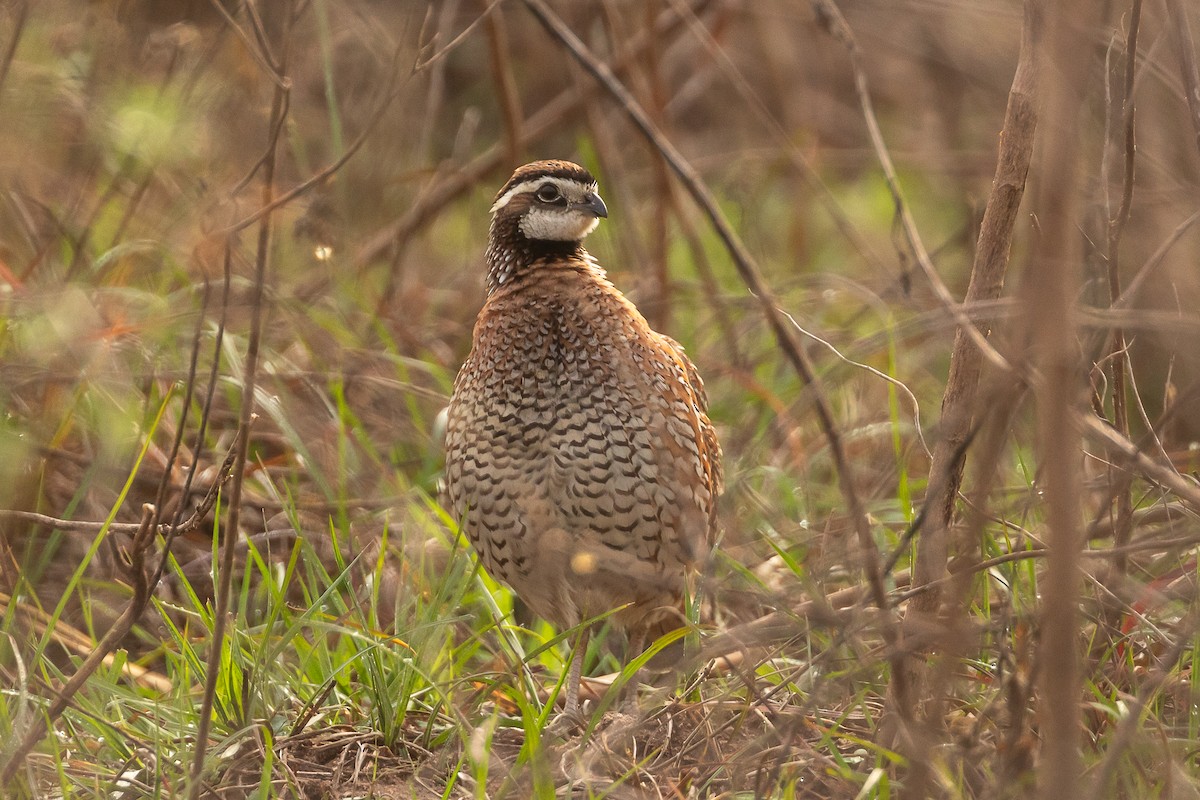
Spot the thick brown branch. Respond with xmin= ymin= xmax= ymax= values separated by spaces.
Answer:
xmin=907 ymin=0 xmax=1040 ymax=616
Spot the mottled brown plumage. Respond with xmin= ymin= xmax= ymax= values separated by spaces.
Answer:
xmin=442 ymin=160 xmax=721 ymax=717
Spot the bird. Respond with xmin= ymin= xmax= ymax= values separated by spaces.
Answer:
xmin=441 ymin=160 xmax=722 ymax=723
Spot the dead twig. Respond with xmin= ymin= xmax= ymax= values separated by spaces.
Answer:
xmin=521 ymin=0 xmax=910 ymax=727
xmin=0 ymin=428 xmax=239 ymax=547
xmin=0 ymin=504 xmax=160 ymax=785
xmin=1081 ymin=413 xmax=1200 ymax=513
xmin=1099 ymin=0 xmax=1142 ymax=577
xmin=0 ymin=509 xmax=162 ymax=535
xmin=810 ymin=0 xmax=1013 ymax=377
xmin=1165 ymin=0 xmax=1200 ymax=154
xmin=0 ymin=1 xmax=29 ymax=103
xmin=223 ymin=40 xmax=409 ymax=234
xmin=204 ymin=0 xmax=285 ymax=89
xmin=148 ymin=245 xmax=236 ymax=593
xmin=414 ymin=0 xmax=506 ymax=73
xmin=1115 ymin=209 xmax=1200 ymax=311
xmin=664 ymin=0 xmax=889 ymax=277
xmin=895 ymin=1 xmax=1041 ymax=772
xmin=186 ymin=5 xmax=293 ymax=795
xmin=1028 ymin=0 xmax=1095 ymax=794
xmin=480 ymin=0 xmax=523 ymax=167
xmin=349 ymin=0 xmax=711 ymax=274
xmin=700 ymin=515 xmax=1200 ymax=667
xmin=1092 ymin=609 xmax=1200 ymax=795
xmin=129 ymin=276 xmax=214 ymax=590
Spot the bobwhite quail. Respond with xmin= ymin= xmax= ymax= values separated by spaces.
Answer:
xmin=442 ymin=160 xmax=722 ymax=720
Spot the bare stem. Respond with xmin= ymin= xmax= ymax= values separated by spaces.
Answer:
xmin=185 ymin=5 xmax=292 ymax=796
xmin=1030 ymin=1 xmax=1095 ymax=796
xmin=0 ymin=505 xmax=159 ymax=784
xmin=522 ymin=0 xmax=910 ymax=728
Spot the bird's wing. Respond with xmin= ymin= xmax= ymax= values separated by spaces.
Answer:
xmin=658 ymin=333 xmax=724 ymax=502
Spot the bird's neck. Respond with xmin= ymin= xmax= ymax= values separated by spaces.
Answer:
xmin=485 ymin=216 xmax=587 ymax=294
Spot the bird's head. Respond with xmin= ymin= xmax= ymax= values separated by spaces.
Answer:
xmin=490 ymin=160 xmax=608 ymax=243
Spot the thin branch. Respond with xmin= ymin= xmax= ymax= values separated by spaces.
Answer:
xmin=414 ymin=0 xmax=506 ymax=73
xmin=149 ymin=246 xmax=236 ymax=593
xmin=895 ymin=528 xmax=1200 ymax=606
xmin=0 ymin=510 xmax=159 ymax=535
xmin=1101 ymin=0 xmax=1142 ymax=578
xmin=226 ymin=91 xmax=292 ymax=199
xmin=349 ymin=0 xmax=712 ymax=273
xmin=222 ymin=46 xmax=407 ymax=234
xmin=1092 ymin=609 xmax=1200 ymax=794
xmin=186 ymin=5 xmax=292 ymax=795
xmin=698 ymin=520 xmax=1200 ymax=667
xmin=0 ymin=0 xmax=28 ymax=102
xmin=134 ymin=279 xmax=213 ymax=586
xmin=481 ymin=0 xmax=524 ymax=167
xmin=521 ymin=0 xmax=911 ymax=725
xmin=892 ymin=1 xmax=1039 ymax=783
xmin=1030 ymin=0 xmax=1095 ymax=793
xmin=0 ymin=430 xmax=239 ymax=545
xmin=1113 ymin=208 xmax=1200 ymax=309
xmin=1081 ymin=413 xmax=1200 ymax=513
xmin=810 ymin=0 xmax=1014 ymax=377
xmin=780 ymin=307 xmax=931 ymax=459
xmin=0 ymin=505 xmax=159 ymax=784
xmin=664 ymin=0 xmax=890 ymax=277
xmin=204 ymin=0 xmax=288 ymax=89
xmin=1165 ymin=0 xmax=1200 ymax=153
xmin=243 ymin=0 xmax=281 ymax=74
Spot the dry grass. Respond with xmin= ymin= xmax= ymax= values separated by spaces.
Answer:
xmin=2 ymin=0 xmax=1200 ymax=797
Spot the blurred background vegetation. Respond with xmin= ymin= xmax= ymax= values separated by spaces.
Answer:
xmin=2 ymin=0 xmax=1200 ymax=797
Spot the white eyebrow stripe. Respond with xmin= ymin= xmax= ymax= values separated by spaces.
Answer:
xmin=490 ymin=176 xmax=595 ymax=214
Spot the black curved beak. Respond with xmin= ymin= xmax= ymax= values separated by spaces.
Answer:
xmin=577 ymin=191 xmax=608 ymax=219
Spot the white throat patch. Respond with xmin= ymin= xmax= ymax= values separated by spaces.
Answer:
xmin=518 ymin=207 xmax=601 ymax=241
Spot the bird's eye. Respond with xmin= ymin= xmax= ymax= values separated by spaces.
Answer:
xmin=535 ymin=184 xmax=562 ymax=203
